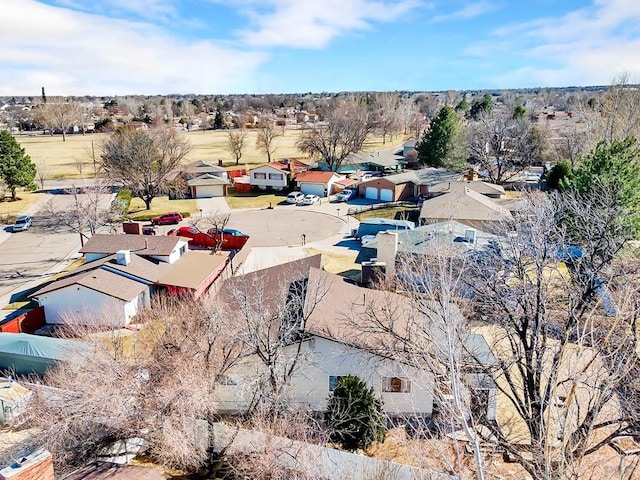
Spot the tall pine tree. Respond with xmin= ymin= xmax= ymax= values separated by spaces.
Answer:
xmin=416 ymin=105 xmax=466 ymax=169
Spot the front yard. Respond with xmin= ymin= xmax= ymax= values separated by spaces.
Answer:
xmin=226 ymin=190 xmax=290 ymax=209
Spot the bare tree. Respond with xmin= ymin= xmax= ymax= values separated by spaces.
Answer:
xmin=256 ymin=120 xmax=282 ymax=163
xmin=35 ymin=101 xmax=82 ymax=141
xmin=100 ymin=126 xmax=190 ymax=209
xmin=189 ymin=211 xmax=231 ymax=253
xmin=466 ymin=111 xmax=541 ymax=184
xmin=373 ymin=92 xmax=401 ymax=145
xmin=297 ymin=97 xmax=372 ymax=171
xmin=42 ymin=182 xmax=124 ymax=246
xmin=397 ymin=98 xmax=424 ymax=137
xmin=35 ymin=159 xmax=49 ymax=190
xmin=226 ymin=128 xmax=246 ymax=165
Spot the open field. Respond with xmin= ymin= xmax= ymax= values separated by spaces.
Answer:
xmin=15 ymin=129 xmax=409 ymax=179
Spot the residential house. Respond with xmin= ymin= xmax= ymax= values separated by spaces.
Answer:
xmin=402 ymin=139 xmax=417 ymax=157
xmin=357 ymin=168 xmax=463 ymax=202
xmin=249 ymin=159 xmax=309 ymax=191
xmin=31 ymin=235 xmax=233 ymax=325
xmin=183 ymin=160 xmax=230 ymax=198
xmin=419 ymin=183 xmax=512 ymax=228
xmin=339 ymin=151 xmax=405 ymax=173
xmin=295 ymin=171 xmax=344 ymax=197
xmin=214 ymin=259 xmax=495 ymax=420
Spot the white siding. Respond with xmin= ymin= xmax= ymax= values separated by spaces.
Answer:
xmin=35 ymin=284 xmax=143 ymax=326
xmin=217 ymin=336 xmax=433 ymax=416
xmin=250 ymin=166 xmax=288 ymax=189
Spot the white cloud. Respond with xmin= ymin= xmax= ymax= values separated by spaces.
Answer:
xmin=231 ymin=0 xmax=421 ymax=49
xmin=0 ymin=1 xmax=266 ymax=95
xmin=476 ymin=0 xmax=640 ymax=87
xmin=431 ymin=1 xmax=497 ymax=23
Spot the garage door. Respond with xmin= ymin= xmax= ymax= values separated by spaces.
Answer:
xmin=380 ymin=189 xmax=394 ymax=202
xmin=365 ymin=187 xmax=378 ymax=200
xmin=195 ymin=185 xmax=224 ymax=198
xmin=300 ymin=183 xmax=326 ymax=197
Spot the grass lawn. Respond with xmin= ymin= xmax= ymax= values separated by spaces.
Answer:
xmin=0 ymin=192 xmax=44 ymax=223
xmin=352 ymin=206 xmax=420 ymax=223
xmin=225 ymin=190 xmax=289 ymax=209
xmin=15 ymin=130 xmax=410 ymax=179
xmin=307 ymin=247 xmax=361 ymax=282
xmin=127 ymin=196 xmax=199 ymax=220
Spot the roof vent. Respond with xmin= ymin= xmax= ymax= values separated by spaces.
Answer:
xmin=465 ymin=228 xmax=477 ymax=244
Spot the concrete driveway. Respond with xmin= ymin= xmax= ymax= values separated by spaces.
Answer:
xmin=226 ymin=208 xmax=344 ymax=247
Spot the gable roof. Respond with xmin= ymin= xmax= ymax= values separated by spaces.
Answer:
xmin=429 ymin=180 xmax=505 ymax=196
xmin=414 ymin=168 xmax=462 ymax=186
xmin=187 ymin=173 xmax=230 ymax=186
xmin=32 ymin=268 xmax=148 ymax=302
xmin=360 ymin=171 xmax=419 ymax=186
xmin=419 ymin=186 xmax=512 ymax=222
xmin=79 ymin=234 xmax=184 ymax=257
xmin=186 ymin=160 xmax=226 ymax=172
xmin=295 ymin=171 xmax=341 ymax=184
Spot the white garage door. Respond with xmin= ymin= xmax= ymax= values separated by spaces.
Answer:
xmin=300 ymin=183 xmax=326 ymax=197
xmin=365 ymin=187 xmax=379 ymax=200
xmin=380 ymin=189 xmax=394 ymax=202
xmin=195 ymin=185 xmax=225 ymax=198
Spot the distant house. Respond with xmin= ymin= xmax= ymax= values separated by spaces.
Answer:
xmin=295 ymin=171 xmax=344 ymax=197
xmin=249 ymin=159 xmax=309 ymax=191
xmin=183 ymin=160 xmax=230 ymax=198
xmin=402 ymin=139 xmax=417 ymax=157
xmin=340 ymin=151 xmax=405 ymax=173
xmin=31 ymin=235 xmax=234 ymax=325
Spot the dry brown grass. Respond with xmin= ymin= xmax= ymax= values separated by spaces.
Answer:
xmin=15 ymin=129 xmax=409 ymax=179
xmin=0 ymin=192 xmax=44 ymax=221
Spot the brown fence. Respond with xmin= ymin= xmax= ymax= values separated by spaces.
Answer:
xmin=347 ymin=201 xmax=418 ymax=217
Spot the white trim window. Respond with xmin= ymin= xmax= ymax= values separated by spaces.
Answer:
xmin=253 ymin=172 xmax=267 ymax=179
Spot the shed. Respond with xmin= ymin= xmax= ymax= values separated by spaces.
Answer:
xmin=0 ymin=333 xmax=91 ymax=376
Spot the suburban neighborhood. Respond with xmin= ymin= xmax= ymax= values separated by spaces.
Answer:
xmin=1 ymin=6 xmax=640 ymax=474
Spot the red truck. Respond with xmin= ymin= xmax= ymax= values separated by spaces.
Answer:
xmin=171 ymin=226 xmax=249 ymax=250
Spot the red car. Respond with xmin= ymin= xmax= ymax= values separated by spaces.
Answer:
xmin=173 ymin=226 xmax=249 ymax=250
xmin=151 ymin=212 xmax=183 ymax=225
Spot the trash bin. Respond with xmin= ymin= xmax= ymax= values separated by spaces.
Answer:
xmin=218 ymin=159 xmax=223 ymax=167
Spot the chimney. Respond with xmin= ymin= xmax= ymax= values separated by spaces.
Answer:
xmin=465 ymin=228 xmax=477 ymax=244
xmin=376 ymin=231 xmax=399 ymax=282
xmin=116 ymin=250 xmax=131 ymax=266
xmin=0 ymin=450 xmax=55 ymax=480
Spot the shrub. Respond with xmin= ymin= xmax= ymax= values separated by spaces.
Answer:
xmin=324 ymin=375 xmax=386 ymax=451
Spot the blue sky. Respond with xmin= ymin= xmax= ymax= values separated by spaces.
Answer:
xmin=1 ymin=0 xmax=640 ymax=96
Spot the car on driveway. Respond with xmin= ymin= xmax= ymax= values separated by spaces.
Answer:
xmin=286 ymin=192 xmax=305 ymax=204
xmin=336 ymin=188 xmax=357 ymax=202
xmin=302 ymin=194 xmax=319 ymax=205
xmin=12 ymin=215 xmax=32 ymax=232
xmin=151 ymin=211 xmax=183 ymax=225
xmin=171 ymin=226 xmax=250 ymax=250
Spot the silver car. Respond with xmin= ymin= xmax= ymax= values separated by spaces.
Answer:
xmin=12 ymin=215 xmax=32 ymax=232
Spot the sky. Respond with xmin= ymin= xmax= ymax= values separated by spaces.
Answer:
xmin=1 ymin=0 xmax=640 ymax=96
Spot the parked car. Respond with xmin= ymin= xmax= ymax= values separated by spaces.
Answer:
xmin=286 ymin=192 xmax=305 ymax=204
xmin=302 ymin=194 xmax=319 ymax=205
xmin=336 ymin=188 xmax=357 ymax=202
xmin=173 ymin=226 xmax=250 ymax=250
xmin=142 ymin=225 xmax=157 ymax=236
xmin=12 ymin=215 xmax=32 ymax=232
xmin=151 ymin=212 xmax=183 ymax=225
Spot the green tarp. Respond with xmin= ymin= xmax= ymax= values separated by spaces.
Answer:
xmin=0 ymin=333 xmax=91 ymax=376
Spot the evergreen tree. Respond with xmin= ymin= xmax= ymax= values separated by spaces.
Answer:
xmin=560 ymin=137 xmax=640 ymax=237
xmin=513 ymin=104 xmax=526 ymax=119
xmin=324 ymin=375 xmax=386 ymax=451
xmin=0 ymin=131 xmax=37 ymax=200
xmin=455 ymin=94 xmax=469 ymax=114
xmin=213 ymin=103 xmax=225 ymax=130
xmin=545 ymin=159 xmax=572 ymax=190
xmin=469 ymin=93 xmax=493 ymax=119
xmin=416 ymin=106 xmax=466 ymax=169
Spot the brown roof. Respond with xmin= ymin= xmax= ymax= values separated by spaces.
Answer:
xmin=32 ymin=268 xmax=148 ymax=301
xmin=65 ymin=462 xmax=164 ymax=480
xmin=217 ymin=255 xmax=322 ymax=311
xmin=419 ymin=187 xmax=511 ymax=222
xmin=335 ymin=178 xmax=358 ymax=187
xmin=79 ymin=234 xmax=184 ymax=257
xmin=295 ymin=171 xmax=340 ymax=184
xmin=158 ymin=250 xmax=229 ymax=289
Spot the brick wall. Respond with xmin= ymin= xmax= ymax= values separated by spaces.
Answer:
xmin=0 ymin=450 xmax=55 ymax=480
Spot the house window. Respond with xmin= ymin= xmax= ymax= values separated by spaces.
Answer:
xmin=329 ymin=375 xmax=346 ymax=392
xmin=253 ymin=172 xmax=266 ymax=179
xmin=382 ymin=377 xmax=411 ymax=393
xmin=268 ymin=173 xmax=283 ymax=180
